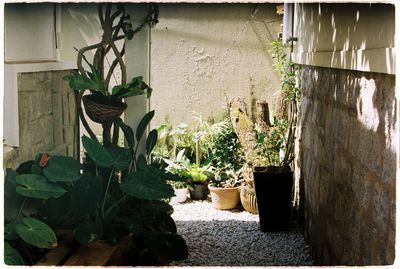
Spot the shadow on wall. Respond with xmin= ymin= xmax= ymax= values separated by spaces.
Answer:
xmin=172 ymin=219 xmax=313 ymax=266
xmin=298 ymin=65 xmax=396 ymax=265
xmin=294 ymin=3 xmax=395 ymax=74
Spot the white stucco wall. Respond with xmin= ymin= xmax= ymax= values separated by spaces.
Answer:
xmin=5 ymin=3 xmax=56 ymax=62
xmin=292 ymin=3 xmax=395 ymax=74
xmin=149 ymin=3 xmax=282 ymax=127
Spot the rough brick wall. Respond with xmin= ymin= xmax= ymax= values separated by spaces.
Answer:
xmin=298 ymin=65 xmax=396 ymax=265
xmin=16 ymin=70 xmax=78 ymax=163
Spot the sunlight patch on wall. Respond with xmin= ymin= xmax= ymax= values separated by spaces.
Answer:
xmin=356 ymin=77 xmax=379 ymax=132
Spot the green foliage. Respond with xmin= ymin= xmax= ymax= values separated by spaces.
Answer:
xmin=15 ymin=174 xmax=67 ymax=199
xmin=70 ymin=174 xmax=103 ymax=219
xmin=121 ymin=170 xmax=175 ymax=200
xmin=15 ymin=217 xmax=57 ymax=249
xmin=43 ymin=156 xmax=82 ymax=182
xmin=208 ymin=117 xmax=244 ymax=171
xmin=208 ymin=165 xmax=244 ymax=188
xmin=4 ymin=242 xmax=25 ymax=265
xmin=253 ymin=117 xmax=289 ymax=167
xmin=63 ymin=67 xmax=152 ymax=101
xmin=82 ymin=135 xmax=114 ymax=168
xmin=4 ymin=112 xmax=188 ymax=264
xmin=269 ymin=40 xmax=300 ymax=102
xmin=136 ymin=110 xmax=155 ymax=144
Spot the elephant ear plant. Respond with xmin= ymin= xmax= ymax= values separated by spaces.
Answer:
xmin=4 ymin=111 xmax=188 ymax=265
xmin=4 ymin=154 xmax=81 ymax=265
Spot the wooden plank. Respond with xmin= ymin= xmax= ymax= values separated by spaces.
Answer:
xmin=36 ymin=232 xmax=79 ymax=266
xmin=63 ymin=241 xmax=118 ymax=266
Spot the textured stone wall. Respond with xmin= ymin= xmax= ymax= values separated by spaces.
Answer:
xmin=298 ymin=65 xmax=396 ymax=265
xmin=16 ymin=70 xmax=78 ymax=164
xmin=150 ymin=4 xmax=282 ymax=127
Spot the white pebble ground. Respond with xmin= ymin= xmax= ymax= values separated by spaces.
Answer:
xmin=169 ymin=199 xmax=313 ymax=266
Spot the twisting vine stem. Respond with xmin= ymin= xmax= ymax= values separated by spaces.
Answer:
xmin=75 ymin=3 xmax=159 ymax=146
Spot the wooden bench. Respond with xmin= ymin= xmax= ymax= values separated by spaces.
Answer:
xmin=36 ymin=233 xmax=136 ymax=266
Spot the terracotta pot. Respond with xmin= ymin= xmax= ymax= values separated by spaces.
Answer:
xmin=208 ymin=185 xmax=240 ymax=210
xmin=240 ymin=185 xmax=258 ymax=214
xmin=171 ymin=188 xmax=188 ymax=203
xmin=189 ymin=183 xmax=209 ymax=200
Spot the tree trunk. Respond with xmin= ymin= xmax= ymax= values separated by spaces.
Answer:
xmin=255 ymin=100 xmax=272 ymax=133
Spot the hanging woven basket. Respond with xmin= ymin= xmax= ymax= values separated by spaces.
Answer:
xmin=82 ymin=94 xmax=127 ymax=124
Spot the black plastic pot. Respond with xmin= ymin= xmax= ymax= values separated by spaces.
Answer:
xmin=253 ymin=166 xmax=293 ymax=232
xmin=189 ymin=183 xmax=209 ymax=200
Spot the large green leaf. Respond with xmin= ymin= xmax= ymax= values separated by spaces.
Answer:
xmin=5 ymin=169 xmax=23 ymax=221
xmin=136 ymin=110 xmax=155 ymax=144
xmin=111 ymin=76 xmax=145 ymax=99
xmin=142 ymin=232 xmax=188 ymax=260
xmin=16 ymin=174 xmax=66 ymax=199
xmin=15 ymin=217 xmax=57 ymax=249
xmin=70 ymin=174 xmax=103 ymax=219
xmin=82 ymin=135 xmax=114 ymax=168
xmin=146 ymin=129 xmax=158 ymax=155
xmin=63 ymin=71 xmax=101 ymax=92
xmin=120 ymin=169 xmax=174 ymax=200
xmin=138 ymin=161 xmax=186 ymax=182
xmin=116 ymin=118 xmax=135 ymax=149
xmin=43 ymin=156 xmax=82 ymax=182
xmin=107 ymin=146 xmax=133 ymax=171
xmin=75 ymin=219 xmax=103 ymax=244
xmin=4 ymin=242 xmax=25 ymax=265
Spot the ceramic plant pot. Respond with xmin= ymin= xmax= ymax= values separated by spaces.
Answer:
xmin=189 ymin=183 xmax=209 ymax=200
xmin=253 ymin=166 xmax=293 ymax=232
xmin=208 ymin=185 xmax=240 ymax=210
xmin=240 ymin=185 xmax=258 ymax=214
xmin=171 ymin=188 xmax=188 ymax=203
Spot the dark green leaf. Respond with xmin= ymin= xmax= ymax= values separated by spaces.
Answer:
xmin=31 ymin=164 xmax=42 ymax=175
xmin=15 ymin=217 xmax=57 ymax=249
xmin=112 ymin=76 xmax=144 ymax=99
xmin=5 ymin=223 xmax=19 ymax=240
xmin=120 ymin=169 xmax=174 ymax=200
xmin=146 ymin=86 xmax=153 ymax=98
xmin=139 ymin=162 xmax=186 ymax=182
xmin=5 ymin=169 xmax=22 ymax=221
xmin=43 ymin=156 xmax=82 ymax=182
xmin=4 ymin=170 xmax=38 ymax=221
xmin=75 ymin=219 xmax=103 ymax=244
xmin=107 ymin=146 xmax=133 ymax=171
xmin=139 ymin=200 xmax=174 ymax=216
xmin=116 ymin=118 xmax=135 ymax=149
xmin=63 ymin=71 xmax=101 ymax=92
xmin=70 ymin=174 xmax=103 ymax=219
xmin=142 ymin=232 xmax=188 ymax=260
xmin=16 ymin=160 xmax=34 ymax=174
xmin=136 ymin=110 xmax=155 ymax=144
xmin=4 ymin=242 xmax=25 ymax=265
xmin=16 ymin=174 xmax=67 ymax=199
xmin=38 ymin=194 xmax=73 ymax=229
xmin=146 ymin=129 xmax=158 ymax=155
xmin=82 ymin=135 xmax=114 ymax=168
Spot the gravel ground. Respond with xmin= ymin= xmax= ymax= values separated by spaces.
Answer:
xmin=169 ymin=199 xmax=313 ymax=266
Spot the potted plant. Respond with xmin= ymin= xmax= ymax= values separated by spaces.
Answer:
xmin=207 ymin=165 xmax=243 ymax=210
xmin=170 ymin=181 xmax=189 ymax=203
xmin=63 ymin=3 xmax=157 ymax=146
xmin=184 ymin=165 xmax=210 ymax=200
xmin=252 ymin=39 xmax=300 ymax=232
